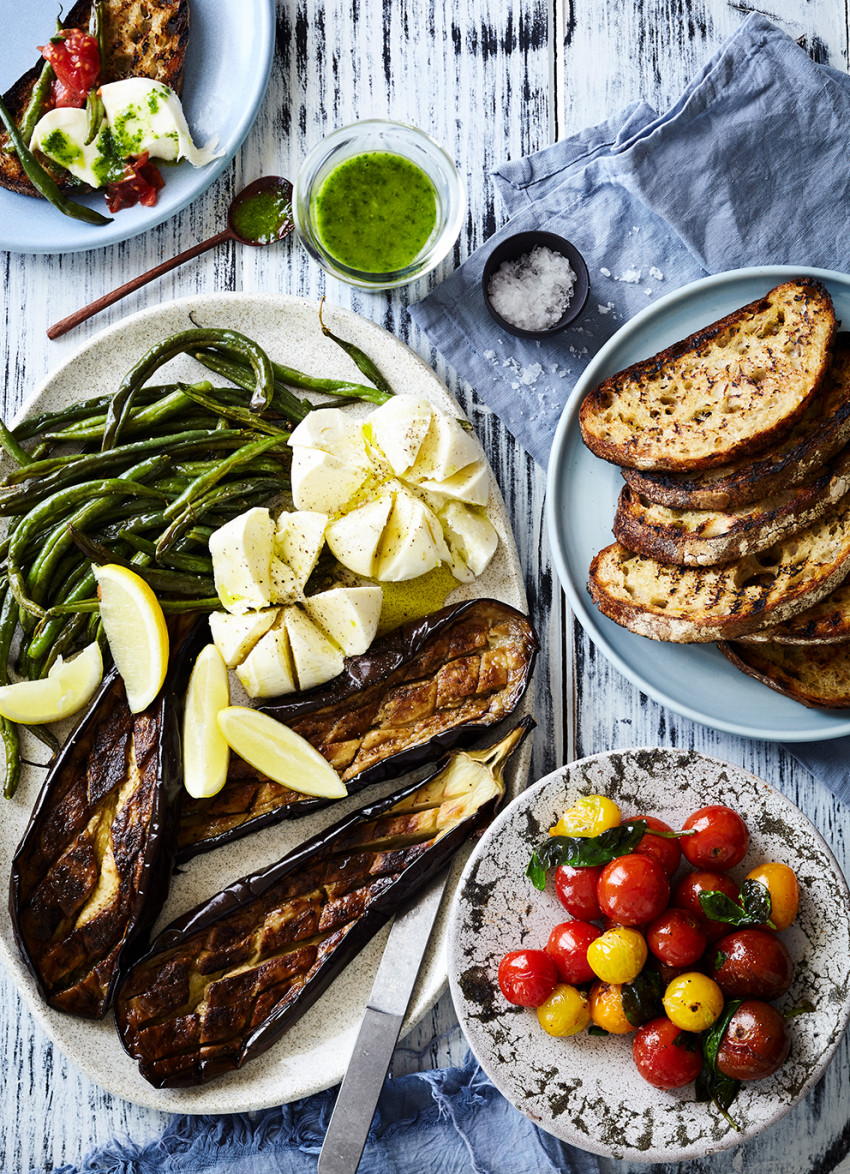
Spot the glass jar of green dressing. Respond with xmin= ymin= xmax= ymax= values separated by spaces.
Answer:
xmin=293 ymin=120 xmax=465 ymax=289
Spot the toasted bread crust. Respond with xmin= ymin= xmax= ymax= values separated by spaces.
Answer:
xmin=0 ymin=0 xmax=189 ymax=197
xmin=739 ymin=580 xmax=850 ymax=645
xmin=613 ymin=446 xmax=850 ymax=566
xmin=622 ymin=335 xmax=850 ymax=509
xmin=580 ymin=280 xmax=836 ymax=472
xmin=720 ymin=641 xmax=850 ymax=708
xmin=588 ymin=496 xmax=850 ymax=642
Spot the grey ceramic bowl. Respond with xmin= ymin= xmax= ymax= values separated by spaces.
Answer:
xmin=448 ymin=747 xmax=850 ymax=1162
xmin=482 ymin=230 xmax=590 ymax=338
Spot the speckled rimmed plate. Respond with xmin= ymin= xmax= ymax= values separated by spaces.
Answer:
xmin=0 ymin=293 xmax=532 ymax=1113
xmin=448 ymin=747 xmax=850 ymax=1162
xmin=547 ymin=265 xmax=850 ymax=742
xmin=0 ymin=0 xmax=275 ymax=253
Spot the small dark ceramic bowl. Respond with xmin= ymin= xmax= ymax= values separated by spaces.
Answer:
xmin=482 ymin=230 xmax=590 ymax=339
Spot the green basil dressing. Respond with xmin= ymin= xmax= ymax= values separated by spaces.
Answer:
xmin=312 ymin=151 xmax=437 ymax=272
xmin=231 ymin=186 xmax=292 ymax=244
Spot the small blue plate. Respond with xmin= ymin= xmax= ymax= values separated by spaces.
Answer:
xmin=0 ymin=0 xmax=275 ymax=254
xmin=547 ymin=265 xmax=850 ymax=742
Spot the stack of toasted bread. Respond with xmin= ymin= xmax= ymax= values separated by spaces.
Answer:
xmin=580 ymin=277 xmax=850 ymax=709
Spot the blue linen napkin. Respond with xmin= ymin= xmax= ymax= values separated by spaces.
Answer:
xmin=31 ymin=1053 xmax=598 ymax=1174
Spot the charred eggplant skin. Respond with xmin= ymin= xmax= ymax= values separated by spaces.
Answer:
xmin=116 ymin=718 xmax=533 ymax=1088
xmin=177 ymin=598 xmax=538 ymax=861
xmin=9 ymin=640 xmax=190 ymax=1020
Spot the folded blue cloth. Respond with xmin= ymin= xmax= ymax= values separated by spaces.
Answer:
xmin=34 ymin=1053 xmax=598 ymax=1174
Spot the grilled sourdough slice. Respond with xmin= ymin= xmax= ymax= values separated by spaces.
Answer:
xmin=622 ymin=335 xmax=850 ymax=509
xmin=613 ymin=445 xmax=850 ymax=567
xmin=720 ymin=641 xmax=850 ymax=708
xmin=0 ymin=0 xmax=190 ymax=197
xmin=739 ymin=580 xmax=850 ymax=644
xmin=588 ymin=494 xmax=850 ymax=642
xmin=579 ymin=280 xmax=835 ymax=472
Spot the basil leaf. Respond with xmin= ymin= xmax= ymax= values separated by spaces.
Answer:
xmin=587 ymin=1024 xmax=609 ymax=1037
xmin=700 ymin=998 xmax=743 ymax=1130
xmin=672 ymin=1030 xmax=700 ymax=1052
xmin=699 ymin=879 xmax=774 ymax=928
xmin=525 ymin=822 xmax=646 ymax=889
xmin=703 ymin=998 xmax=742 ymax=1073
xmin=622 ymin=968 xmax=663 ymax=1027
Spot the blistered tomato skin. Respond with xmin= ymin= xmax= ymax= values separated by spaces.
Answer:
xmin=587 ymin=926 xmax=648 ymax=984
xmin=536 ymin=983 xmax=591 ymax=1037
xmin=589 ymin=981 xmax=636 ymax=1034
xmin=716 ymin=1000 xmax=791 ymax=1081
xmin=710 ymin=929 xmax=793 ymax=1000
xmin=746 ymin=862 xmax=800 ymax=931
xmin=662 ymin=972 xmax=724 ymax=1032
xmin=625 ymin=814 xmax=682 ymax=878
xmin=673 ymin=870 xmax=740 ymax=942
xmin=555 ymin=864 xmax=604 ymax=920
xmin=597 ymin=854 xmax=670 ymax=926
xmin=633 ymin=1017 xmax=703 ymax=1089
xmin=681 ymin=805 xmax=750 ymax=870
xmin=546 ymin=921 xmax=602 ymax=985
xmin=647 ymin=909 xmax=707 ymax=967
xmin=498 ymin=950 xmax=558 ymax=1007
xmin=550 ymin=794 xmax=621 ymax=837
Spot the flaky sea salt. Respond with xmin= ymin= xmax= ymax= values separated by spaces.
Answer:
xmin=649 ymin=266 xmax=664 ymax=281
xmin=487 ymin=246 xmax=576 ymax=331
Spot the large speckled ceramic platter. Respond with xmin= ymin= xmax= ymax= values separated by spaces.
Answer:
xmin=548 ymin=266 xmax=850 ymax=741
xmin=0 ymin=293 xmax=532 ymax=1113
xmin=448 ymin=748 xmax=850 ymax=1162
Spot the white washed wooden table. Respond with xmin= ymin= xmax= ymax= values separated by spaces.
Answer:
xmin=1 ymin=1 xmax=849 ymax=1171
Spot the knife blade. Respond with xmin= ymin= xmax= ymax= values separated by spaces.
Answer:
xmin=317 ymin=867 xmax=451 ymax=1174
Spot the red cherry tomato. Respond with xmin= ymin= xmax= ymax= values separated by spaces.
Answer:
xmin=597 ymin=854 xmax=670 ymax=926
xmin=40 ymin=29 xmax=101 ymax=108
xmin=555 ymin=863 xmax=604 ymax=920
xmin=545 ymin=921 xmax=602 ymax=985
xmin=647 ymin=908 xmax=707 ymax=967
xmin=681 ymin=805 xmax=749 ymax=871
xmin=632 ymin=1016 xmax=703 ymax=1089
xmin=673 ymin=870 xmax=740 ymax=942
xmin=624 ymin=814 xmax=682 ymax=878
xmin=106 ymin=153 xmax=165 ymax=212
xmin=498 ymin=949 xmax=558 ymax=1007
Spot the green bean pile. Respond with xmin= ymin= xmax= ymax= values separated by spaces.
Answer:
xmin=0 ymin=320 xmax=392 ymax=797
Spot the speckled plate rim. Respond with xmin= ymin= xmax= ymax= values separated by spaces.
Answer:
xmin=0 ymin=292 xmax=532 ymax=1113
xmin=547 ymin=264 xmax=850 ymax=742
xmin=447 ymin=747 xmax=850 ymax=1163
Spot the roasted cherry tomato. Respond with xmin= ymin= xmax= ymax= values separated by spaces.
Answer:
xmin=589 ymin=981 xmax=636 ymax=1034
xmin=673 ymin=870 xmax=740 ymax=942
xmin=746 ymin=862 xmax=800 ymax=931
xmin=710 ymin=929 xmax=793 ymax=1000
xmin=550 ymin=794 xmax=621 ymax=837
xmin=624 ymin=813 xmax=682 ymax=878
xmin=587 ymin=926 xmax=647 ymax=984
xmin=545 ymin=921 xmax=602 ymax=985
xmin=662 ymin=972 xmax=724 ymax=1032
xmin=647 ymin=908 xmax=707 ymax=967
xmin=555 ymin=863 xmax=604 ymax=920
xmin=497 ymin=949 xmax=558 ymax=1007
xmin=681 ymin=805 xmax=749 ymax=871
xmin=715 ymin=1000 xmax=791 ymax=1080
xmin=536 ymin=983 xmax=591 ymax=1037
xmin=597 ymin=853 xmax=670 ymax=926
xmin=40 ymin=29 xmax=101 ymax=108
xmin=106 ymin=153 xmax=165 ymax=212
xmin=633 ymin=1017 xmax=703 ymax=1089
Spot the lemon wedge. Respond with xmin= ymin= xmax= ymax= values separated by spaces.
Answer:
xmin=183 ymin=644 xmax=230 ymax=799
xmin=216 ymin=706 xmax=347 ymax=799
xmin=94 ymin=564 xmax=169 ymax=713
xmin=0 ymin=642 xmax=102 ymax=724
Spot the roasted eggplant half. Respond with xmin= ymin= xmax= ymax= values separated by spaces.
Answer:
xmin=116 ymin=718 xmax=532 ymax=1087
xmin=10 ymin=664 xmax=184 ymax=1020
xmin=177 ymin=598 xmax=537 ymax=860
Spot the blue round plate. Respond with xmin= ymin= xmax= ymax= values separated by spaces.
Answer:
xmin=0 ymin=0 xmax=275 ymax=254
xmin=547 ymin=265 xmax=850 ymax=742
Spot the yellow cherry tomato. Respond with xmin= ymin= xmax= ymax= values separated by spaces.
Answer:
xmin=550 ymin=794 xmax=621 ymax=837
xmin=536 ymin=983 xmax=591 ymax=1037
xmin=589 ymin=981 xmax=636 ymax=1034
xmin=662 ymin=972 xmax=724 ymax=1032
xmin=586 ymin=926 xmax=647 ymax=984
xmin=746 ymin=862 xmax=800 ymax=931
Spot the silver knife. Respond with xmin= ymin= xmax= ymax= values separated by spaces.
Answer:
xmin=317 ymin=868 xmax=451 ymax=1174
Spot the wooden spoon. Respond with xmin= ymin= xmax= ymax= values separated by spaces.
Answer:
xmin=47 ymin=176 xmax=294 ymax=340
